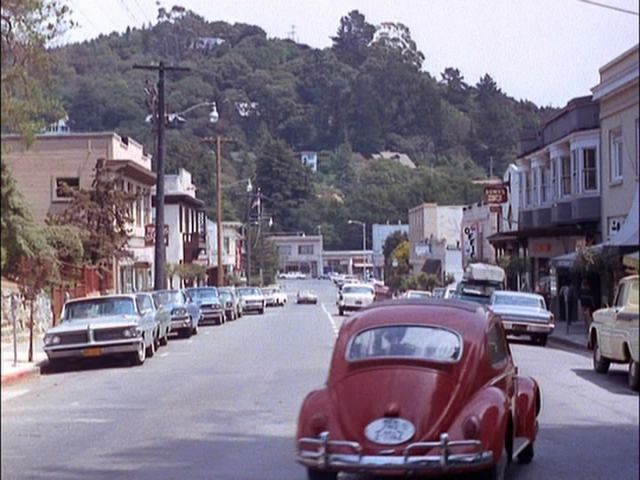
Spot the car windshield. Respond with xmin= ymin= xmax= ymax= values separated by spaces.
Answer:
xmin=219 ymin=291 xmax=232 ymax=301
xmin=64 ymin=297 xmax=136 ymax=320
xmin=188 ymin=288 xmax=218 ymax=300
xmin=407 ymin=291 xmax=431 ymax=298
xmin=342 ymin=285 xmax=374 ymax=294
xmin=238 ymin=287 xmax=261 ymax=296
xmin=153 ymin=291 xmax=184 ymax=306
xmin=493 ymin=295 xmax=543 ymax=308
xmin=347 ymin=325 xmax=462 ymax=362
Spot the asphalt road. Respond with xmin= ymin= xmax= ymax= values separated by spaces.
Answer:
xmin=1 ymin=279 xmax=638 ymax=480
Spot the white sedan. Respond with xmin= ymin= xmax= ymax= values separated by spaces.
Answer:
xmin=337 ymin=283 xmax=375 ymax=316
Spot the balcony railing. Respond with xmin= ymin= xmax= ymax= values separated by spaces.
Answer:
xmin=183 ymin=232 xmax=207 ymax=262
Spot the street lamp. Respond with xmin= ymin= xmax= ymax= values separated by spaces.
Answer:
xmin=348 ymin=219 xmax=367 ymax=278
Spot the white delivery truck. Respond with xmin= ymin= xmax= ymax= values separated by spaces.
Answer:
xmin=454 ymin=263 xmax=506 ymax=305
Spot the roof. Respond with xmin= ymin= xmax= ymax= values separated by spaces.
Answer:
xmin=492 ymin=291 xmax=543 ymax=300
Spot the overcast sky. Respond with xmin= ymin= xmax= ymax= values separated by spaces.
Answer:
xmin=63 ymin=0 xmax=639 ymax=107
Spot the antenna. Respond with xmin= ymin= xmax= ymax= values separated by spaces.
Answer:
xmin=287 ymin=25 xmax=296 ymax=42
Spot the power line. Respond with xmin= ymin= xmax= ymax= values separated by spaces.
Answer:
xmin=576 ymin=0 xmax=639 ymax=15
xmin=117 ymin=0 xmax=142 ymax=26
xmin=132 ymin=0 xmax=154 ymax=25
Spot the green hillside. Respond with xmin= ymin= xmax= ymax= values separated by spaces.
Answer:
xmin=48 ymin=7 xmax=556 ymax=249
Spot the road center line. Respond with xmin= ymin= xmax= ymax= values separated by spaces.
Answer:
xmin=321 ymin=303 xmax=339 ymax=337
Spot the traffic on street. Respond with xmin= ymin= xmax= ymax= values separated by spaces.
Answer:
xmin=2 ymin=279 xmax=638 ymax=480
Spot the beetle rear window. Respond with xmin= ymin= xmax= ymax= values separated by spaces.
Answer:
xmin=347 ymin=325 xmax=462 ymax=362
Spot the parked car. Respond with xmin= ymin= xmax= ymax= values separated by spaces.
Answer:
xmin=218 ymin=288 xmax=239 ymax=321
xmin=263 ymin=285 xmax=287 ymax=306
xmin=337 ymin=283 xmax=375 ymax=316
xmin=186 ymin=287 xmax=225 ymax=325
xmin=489 ymin=291 xmax=555 ymax=346
xmin=432 ymin=287 xmax=445 ymax=298
xmin=588 ymin=274 xmax=639 ymax=391
xmin=296 ymin=290 xmax=318 ymax=304
xmin=152 ymin=290 xmax=201 ymax=338
xmin=262 ymin=286 xmax=277 ymax=307
xmin=236 ymin=286 xmax=266 ymax=314
xmin=141 ymin=292 xmax=171 ymax=348
xmin=296 ymin=298 xmax=540 ymax=480
xmin=43 ymin=294 xmax=157 ymax=367
xmin=403 ymin=289 xmax=433 ymax=299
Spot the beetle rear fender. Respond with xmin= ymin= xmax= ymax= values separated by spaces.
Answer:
xmin=447 ymin=386 xmax=509 ymax=459
xmin=515 ymin=376 xmax=540 ymax=440
xmin=296 ymin=387 xmax=332 ymax=439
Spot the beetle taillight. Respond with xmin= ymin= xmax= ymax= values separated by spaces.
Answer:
xmin=310 ymin=413 xmax=328 ymax=435
xmin=463 ymin=416 xmax=480 ymax=439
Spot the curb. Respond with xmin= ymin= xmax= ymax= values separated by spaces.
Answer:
xmin=1 ymin=360 xmax=46 ymax=386
xmin=548 ymin=335 xmax=588 ymax=352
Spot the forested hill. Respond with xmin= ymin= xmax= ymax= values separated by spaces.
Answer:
xmin=50 ymin=7 xmax=556 ymax=249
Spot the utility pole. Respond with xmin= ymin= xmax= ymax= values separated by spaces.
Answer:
xmin=202 ymin=135 xmax=234 ymax=287
xmin=134 ymin=61 xmax=190 ymax=291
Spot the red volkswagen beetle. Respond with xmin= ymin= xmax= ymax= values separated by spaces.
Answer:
xmin=296 ymin=299 xmax=540 ymax=479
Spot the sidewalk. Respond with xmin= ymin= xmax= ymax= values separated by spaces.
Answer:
xmin=1 ymin=333 xmax=47 ymax=386
xmin=548 ymin=320 xmax=589 ymax=351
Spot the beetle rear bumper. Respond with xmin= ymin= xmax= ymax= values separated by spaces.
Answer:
xmin=297 ymin=432 xmax=493 ymax=473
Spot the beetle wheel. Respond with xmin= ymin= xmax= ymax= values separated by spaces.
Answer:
xmin=592 ymin=340 xmax=610 ymax=373
xmin=628 ymin=360 xmax=640 ymax=391
xmin=306 ymin=468 xmax=337 ymax=480
xmin=480 ymin=447 xmax=508 ymax=480
xmin=517 ymin=442 xmax=534 ymax=464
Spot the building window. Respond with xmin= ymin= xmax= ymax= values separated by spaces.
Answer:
xmin=179 ymin=205 xmax=183 ymax=233
xmin=135 ymin=187 xmax=142 ymax=227
xmin=561 ymin=155 xmax=571 ymax=197
xmin=551 ymin=160 xmax=558 ymax=201
xmin=52 ymin=176 xmax=79 ymax=201
xmin=582 ymin=148 xmax=597 ymax=192
xmin=144 ymin=190 xmax=151 ymax=225
xmin=523 ymin=170 xmax=530 ymax=207
xmin=278 ymin=245 xmax=292 ymax=256
xmin=530 ymin=169 xmax=538 ymax=206
xmin=224 ymin=237 xmax=230 ymax=255
xmin=298 ymin=245 xmax=314 ymax=255
xmin=570 ymin=150 xmax=579 ymax=195
xmin=541 ymin=166 xmax=550 ymax=204
xmin=610 ymin=129 xmax=623 ymax=183
xmin=185 ymin=207 xmax=190 ymax=233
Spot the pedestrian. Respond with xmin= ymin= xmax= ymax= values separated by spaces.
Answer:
xmin=579 ymin=280 xmax=594 ymax=327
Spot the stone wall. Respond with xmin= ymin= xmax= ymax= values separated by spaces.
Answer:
xmin=1 ymin=280 xmax=53 ymax=341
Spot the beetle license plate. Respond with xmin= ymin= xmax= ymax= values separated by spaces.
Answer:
xmin=365 ymin=418 xmax=415 ymax=445
xmin=83 ymin=347 xmax=102 ymax=357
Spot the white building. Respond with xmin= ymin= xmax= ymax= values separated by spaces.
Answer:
xmin=408 ymin=203 xmax=463 ymax=280
xmin=299 ymin=151 xmax=318 ymax=172
xmin=461 ymin=202 xmax=500 ymax=266
xmin=371 ymin=223 xmax=409 ymax=280
xmin=156 ymin=169 xmax=207 ymax=288
xmin=207 ymin=220 xmax=244 ymax=282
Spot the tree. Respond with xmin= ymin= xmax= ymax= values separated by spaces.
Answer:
xmin=255 ymin=138 xmax=313 ymax=232
xmin=331 ymin=10 xmax=375 ymax=68
xmin=1 ymin=160 xmax=34 ymax=272
xmin=49 ymin=159 xmax=137 ymax=289
xmin=1 ymin=0 xmax=73 ymax=138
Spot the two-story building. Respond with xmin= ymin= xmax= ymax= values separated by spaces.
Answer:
xmin=408 ymin=203 xmax=463 ymax=279
xmin=2 ymin=131 xmax=156 ymax=293
xmin=207 ymin=220 xmax=244 ymax=284
xmin=515 ymin=96 xmax=601 ymax=293
xmin=154 ymin=168 xmax=207 ymax=288
xmin=371 ymin=223 xmax=409 ymax=280
xmin=270 ymin=234 xmax=323 ymax=277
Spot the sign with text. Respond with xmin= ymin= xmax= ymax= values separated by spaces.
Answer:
xmin=144 ymin=224 xmax=169 ymax=246
xmin=484 ymin=185 xmax=508 ymax=204
xmin=463 ymin=224 xmax=477 ymax=260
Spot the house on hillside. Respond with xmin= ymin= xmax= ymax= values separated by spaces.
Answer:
xmin=299 ymin=151 xmax=318 ymax=172
xmin=372 ymin=151 xmax=416 ymax=169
